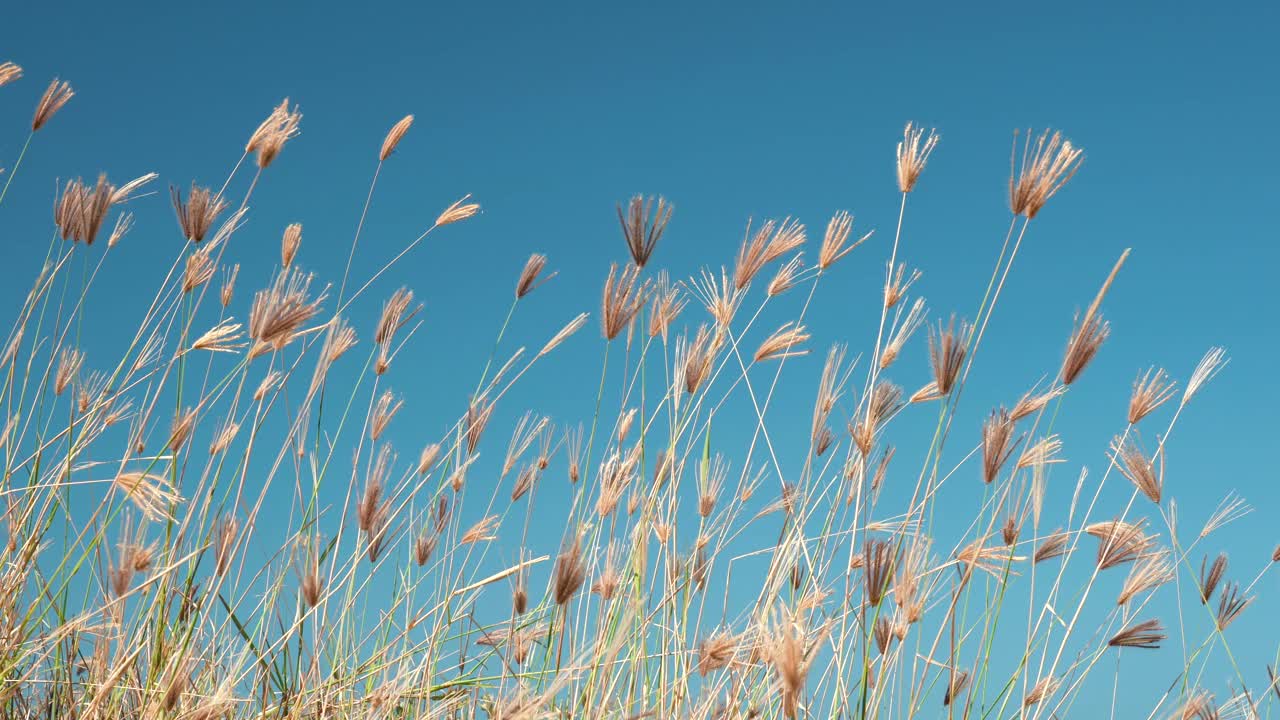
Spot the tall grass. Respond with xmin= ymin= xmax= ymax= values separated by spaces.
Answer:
xmin=0 ymin=67 xmax=1273 ymax=720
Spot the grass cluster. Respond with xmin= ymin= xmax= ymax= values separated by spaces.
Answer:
xmin=0 ymin=63 xmax=1274 ymax=719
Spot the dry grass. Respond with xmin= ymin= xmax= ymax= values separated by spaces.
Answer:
xmin=0 ymin=70 xmax=1269 ymax=720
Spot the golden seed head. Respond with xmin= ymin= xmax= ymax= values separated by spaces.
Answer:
xmin=171 ymin=184 xmax=228 ymax=244
xmin=32 ymin=78 xmax=74 ymax=131
xmin=436 ymin=195 xmax=481 ymax=226
xmin=247 ymin=98 xmax=302 ymax=169
xmin=896 ymin=122 xmax=939 ymax=193
xmin=380 ymin=114 xmax=414 ymax=161
xmin=0 ymin=62 xmax=22 ymax=87
xmin=1009 ymin=128 xmax=1083 ymax=219
xmin=281 ymin=223 xmax=302 ymax=268
xmin=601 ymin=263 xmax=648 ymax=341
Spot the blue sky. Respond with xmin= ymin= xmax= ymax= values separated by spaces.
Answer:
xmin=3 ymin=0 xmax=1278 ymax=714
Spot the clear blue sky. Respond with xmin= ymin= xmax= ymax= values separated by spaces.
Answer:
xmin=3 ymin=0 xmax=1277 ymax=714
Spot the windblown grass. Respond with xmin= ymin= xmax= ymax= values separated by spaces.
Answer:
xmin=0 ymin=65 xmax=1272 ymax=720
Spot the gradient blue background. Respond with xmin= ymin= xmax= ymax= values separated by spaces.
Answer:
xmin=3 ymin=0 xmax=1277 ymax=716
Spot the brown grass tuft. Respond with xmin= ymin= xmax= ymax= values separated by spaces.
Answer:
xmin=617 ymin=195 xmax=672 ymax=268
xmin=380 ymin=114 xmax=414 ymax=161
xmin=32 ymin=78 xmax=73 ymax=131
xmin=1009 ymin=128 xmax=1083 ymax=219
xmin=1107 ymin=618 xmax=1165 ymax=649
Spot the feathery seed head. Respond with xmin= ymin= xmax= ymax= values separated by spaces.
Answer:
xmin=247 ymin=98 xmax=302 ymax=168
xmin=436 ymin=195 xmax=481 ymax=226
xmin=755 ymin=322 xmax=810 ymax=362
xmin=618 ymin=194 xmax=672 ymax=268
xmin=818 ymin=210 xmax=871 ymax=270
xmin=380 ymin=114 xmax=414 ymax=161
xmin=516 ymin=253 xmax=554 ymax=298
xmin=280 ymin=223 xmax=302 ymax=268
xmin=1129 ymin=367 xmax=1176 ymax=424
xmin=927 ymin=315 xmax=968 ymax=396
xmin=0 ymin=62 xmax=22 ymax=87
xmin=896 ymin=122 xmax=939 ymax=193
xmin=1107 ymin=618 xmax=1165 ymax=649
xmin=1199 ymin=553 xmax=1227 ymax=604
xmin=1009 ymin=128 xmax=1083 ymax=219
xmin=171 ymin=184 xmax=228 ymax=244
xmin=601 ymin=263 xmax=648 ymax=340
xmin=32 ymin=78 xmax=73 ymax=131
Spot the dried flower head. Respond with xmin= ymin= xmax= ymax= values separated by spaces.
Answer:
xmin=880 ymin=298 xmax=926 ymax=370
xmin=928 ymin=316 xmax=967 ymax=396
xmin=1128 ymin=367 xmax=1176 ymax=424
xmin=178 ymin=320 xmax=233 ymax=356
xmin=944 ymin=669 xmax=971 ymax=706
xmin=0 ymin=62 xmax=21 ymax=87
xmin=280 ymin=223 xmax=302 ymax=268
xmin=54 ymin=347 xmax=83 ymax=396
xmin=380 ymin=114 xmax=414 ymax=161
xmin=1087 ymin=519 xmax=1154 ymax=570
xmin=369 ymin=391 xmax=402 ymax=441
xmin=648 ymin=272 xmax=686 ymax=340
xmin=601 ymin=263 xmax=648 ymax=340
xmin=213 ymin=514 xmax=239 ymax=577
xmin=540 ymin=313 xmax=588 ymax=357
xmin=679 ymin=325 xmax=718 ymax=395
xmin=863 ymin=538 xmax=895 ymax=606
xmin=894 ymin=539 xmax=931 ymax=623
xmin=1107 ymin=618 xmax=1165 ymax=649
xmin=171 ymin=184 xmax=228 ymax=244
xmin=697 ymin=632 xmax=737 ymax=676
xmin=1117 ymin=551 xmax=1172 ymax=605
xmin=818 ymin=210 xmax=871 ymax=270
xmin=553 ymin=540 xmax=587 ymax=605
xmin=249 ymin=268 xmax=327 ymax=355
xmin=1062 ymin=249 xmax=1127 ymax=384
xmin=1199 ymin=553 xmax=1227 ymax=604
xmin=896 ymin=122 xmax=939 ymax=193
xmin=465 ymin=395 xmax=495 ymax=454
xmin=221 ymin=264 xmax=239 ymax=307
xmin=168 ymin=407 xmax=198 ymax=452
xmin=691 ymin=266 xmax=741 ymax=328
xmin=850 ymin=382 xmax=903 ymax=457
xmin=516 ymin=253 xmax=555 ymax=298
xmin=1029 ymin=530 xmax=1070 ymax=563
xmin=417 ymin=443 xmax=441 ymax=476
xmin=436 ymin=195 xmax=481 ymax=226
xmin=1023 ymin=677 xmax=1059 ymax=708
xmin=734 ymin=217 xmax=805 ymax=289
xmin=1010 ymin=384 xmax=1064 ymax=422
xmin=1215 ymin=582 xmax=1251 ymax=630
xmin=247 ymin=98 xmax=302 ymax=168
xmin=112 ymin=472 xmax=182 ymax=522
xmin=1184 ymin=347 xmax=1228 ymax=405
xmin=981 ymin=408 xmax=1020 ymax=484
xmin=54 ymin=175 xmax=116 ymax=245
xmin=1009 ymin=128 xmax=1083 ymax=219
xmin=761 ymin=610 xmax=830 ymax=720
xmin=32 ymin=78 xmax=74 ymax=131
xmin=617 ymin=194 xmax=672 ymax=268
xmin=755 ymin=322 xmax=810 ymax=362
xmin=1017 ymin=434 xmax=1063 ymax=470
xmin=1111 ymin=434 xmax=1163 ymax=503
xmin=768 ymin=254 xmax=805 ymax=297
xmin=883 ymin=262 xmax=921 ymax=309
xmin=590 ymin=544 xmax=623 ymax=601
xmin=461 ymin=515 xmax=499 ymax=544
